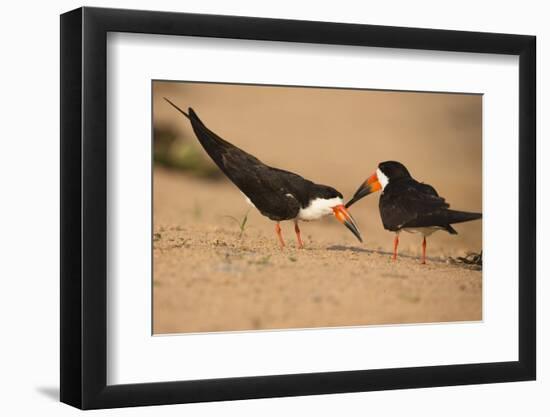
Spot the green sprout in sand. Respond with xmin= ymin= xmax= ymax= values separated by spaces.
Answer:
xmin=223 ymin=210 xmax=251 ymax=239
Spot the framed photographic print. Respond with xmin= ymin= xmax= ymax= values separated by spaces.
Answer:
xmin=60 ymin=6 xmax=536 ymax=409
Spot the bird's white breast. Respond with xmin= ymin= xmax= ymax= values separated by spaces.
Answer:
xmin=297 ymin=197 xmax=343 ymax=221
xmin=403 ymin=226 xmax=442 ymax=237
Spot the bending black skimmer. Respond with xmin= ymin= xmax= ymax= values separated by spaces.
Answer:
xmin=165 ymin=98 xmax=362 ymax=248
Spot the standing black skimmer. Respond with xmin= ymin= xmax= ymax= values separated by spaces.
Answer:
xmin=164 ymin=98 xmax=362 ymax=248
xmin=346 ymin=161 xmax=481 ymax=264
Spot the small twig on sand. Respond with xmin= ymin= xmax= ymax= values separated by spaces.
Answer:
xmin=448 ymin=251 xmax=482 ymax=270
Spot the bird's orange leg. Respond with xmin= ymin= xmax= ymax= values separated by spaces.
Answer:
xmin=275 ymin=222 xmax=285 ymax=249
xmin=392 ymin=234 xmax=399 ymax=261
xmin=294 ymin=221 xmax=304 ymax=249
xmin=421 ymin=236 xmax=427 ymax=264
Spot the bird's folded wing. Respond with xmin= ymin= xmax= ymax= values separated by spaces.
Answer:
xmin=382 ymin=182 xmax=450 ymax=229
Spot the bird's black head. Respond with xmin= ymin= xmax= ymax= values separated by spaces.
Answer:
xmin=345 ymin=161 xmax=411 ymax=208
xmin=311 ymin=184 xmax=343 ymax=201
xmin=377 ymin=161 xmax=411 ymax=181
xmin=305 ymin=184 xmax=362 ymax=243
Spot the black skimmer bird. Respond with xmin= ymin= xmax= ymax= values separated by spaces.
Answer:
xmin=164 ymin=98 xmax=362 ymax=248
xmin=346 ymin=161 xmax=481 ymax=264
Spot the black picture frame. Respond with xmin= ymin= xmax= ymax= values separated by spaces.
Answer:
xmin=60 ymin=6 xmax=536 ymax=410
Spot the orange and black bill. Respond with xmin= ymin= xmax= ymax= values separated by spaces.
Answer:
xmin=332 ymin=204 xmax=363 ymax=242
xmin=345 ymin=172 xmax=382 ymax=208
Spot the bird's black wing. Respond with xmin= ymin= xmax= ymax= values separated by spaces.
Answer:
xmin=185 ymin=107 xmax=262 ymax=171
xmin=219 ymin=151 xmax=307 ymax=220
xmin=379 ymin=180 xmax=451 ymax=230
xmin=179 ymin=105 xmax=306 ymax=220
xmin=381 ymin=180 xmax=482 ymax=230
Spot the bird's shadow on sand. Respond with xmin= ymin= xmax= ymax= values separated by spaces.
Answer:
xmin=326 ymin=245 xmax=443 ymax=264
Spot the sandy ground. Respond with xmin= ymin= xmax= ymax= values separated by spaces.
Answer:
xmin=153 ymin=169 xmax=482 ymax=334
xmin=152 ymin=82 xmax=482 ymax=334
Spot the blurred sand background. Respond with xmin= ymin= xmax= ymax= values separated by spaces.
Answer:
xmin=152 ymin=81 xmax=482 ymax=334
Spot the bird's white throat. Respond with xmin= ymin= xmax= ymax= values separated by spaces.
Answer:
xmin=298 ymin=197 xmax=343 ymax=221
xmin=377 ymin=168 xmax=389 ymax=190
